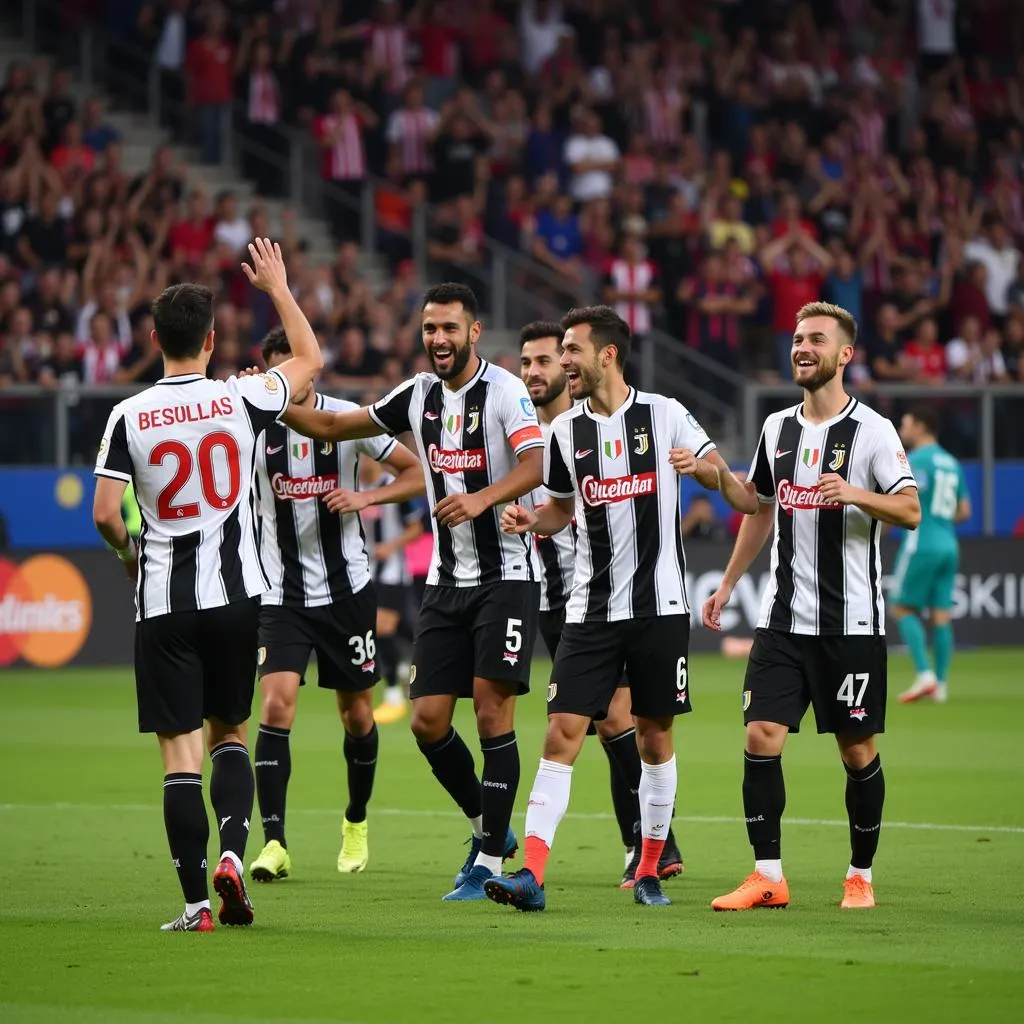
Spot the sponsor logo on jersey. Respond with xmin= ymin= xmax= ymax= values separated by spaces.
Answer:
xmin=424 ymin=412 xmax=439 ymax=420
xmin=0 ymin=555 xmax=92 ymax=668
xmin=426 ymin=444 xmax=486 ymax=474
xmin=266 ymin=444 xmax=284 ymax=455
xmin=603 ymin=439 xmax=623 ymax=459
xmin=574 ymin=448 xmax=594 ymax=459
xmin=291 ymin=442 xmax=309 ymax=460
xmin=270 ymin=472 xmax=339 ymax=500
xmin=829 ymin=444 xmax=847 ymax=472
xmin=633 ymin=430 xmax=649 ymax=456
xmin=777 ymin=479 xmax=843 ymax=514
xmin=520 ymin=397 xmax=536 ymax=417
xmin=580 ymin=471 xmax=657 ymax=507
xmin=801 ymin=447 xmax=820 ymax=468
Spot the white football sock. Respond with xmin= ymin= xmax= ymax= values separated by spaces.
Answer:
xmin=473 ymin=852 xmax=502 ymax=874
xmin=470 ymin=815 xmax=484 ymax=839
xmin=639 ymin=756 xmax=676 ymax=841
xmin=756 ymin=858 xmax=784 ymax=883
xmin=524 ymin=758 xmax=573 ymax=847
xmin=847 ymin=864 xmax=873 ymax=883
xmin=185 ymin=900 xmax=210 ymax=917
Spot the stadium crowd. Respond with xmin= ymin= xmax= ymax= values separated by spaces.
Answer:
xmin=3 ymin=0 xmax=1024 ymax=463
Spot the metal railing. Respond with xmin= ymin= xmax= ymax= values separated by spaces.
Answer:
xmin=12 ymin=0 xmax=743 ymax=436
xmin=742 ymin=383 xmax=1024 ymax=536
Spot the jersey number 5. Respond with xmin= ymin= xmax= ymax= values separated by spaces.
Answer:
xmin=150 ymin=432 xmax=242 ymax=520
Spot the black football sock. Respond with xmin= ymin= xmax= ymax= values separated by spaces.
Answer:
xmin=601 ymin=728 xmax=642 ymax=848
xmin=743 ymin=751 xmax=786 ymax=859
xmin=376 ymin=633 xmax=399 ymax=688
xmin=210 ymin=741 xmax=255 ymax=862
xmin=845 ymin=754 xmax=885 ymax=870
xmin=417 ymin=727 xmax=483 ymax=820
xmin=163 ymin=773 xmax=210 ymax=904
xmin=480 ymin=731 xmax=520 ymax=858
xmin=254 ymin=725 xmax=291 ymax=846
xmin=344 ymin=724 xmax=379 ymax=824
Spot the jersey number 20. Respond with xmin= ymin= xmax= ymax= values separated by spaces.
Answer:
xmin=150 ymin=432 xmax=242 ymax=520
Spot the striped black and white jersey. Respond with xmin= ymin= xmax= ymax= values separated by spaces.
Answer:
xmin=255 ymin=393 xmax=397 ymax=607
xmin=530 ymin=420 xmax=576 ymax=613
xmin=94 ymin=369 xmax=292 ymax=621
xmin=360 ymin=470 xmax=425 ymax=586
xmin=369 ymin=359 xmax=543 ymax=587
xmin=749 ymin=396 xmax=917 ymax=636
xmin=545 ymin=388 xmax=715 ymax=623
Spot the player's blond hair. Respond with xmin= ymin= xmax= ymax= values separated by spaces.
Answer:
xmin=796 ymin=301 xmax=858 ymax=347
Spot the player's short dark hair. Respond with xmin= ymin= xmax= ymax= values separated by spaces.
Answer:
xmin=422 ymin=282 xmax=480 ymax=320
xmin=906 ymin=403 xmax=940 ymax=437
xmin=796 ymin=301 xmax=858 ymax=347
xmin=151 ymin=283 xmax=215 ymax=360
xmin=519 ymin=321 xmax=563 ymax=348
xmin=560 ymin=305 xmax=632 ymax=368
xmin=261 ymin=325 xmax=290 ymax=363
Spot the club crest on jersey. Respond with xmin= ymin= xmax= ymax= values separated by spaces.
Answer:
xmin=258 ymin=646 xmax=267 ymax=666
xmin=828 ymin=444 xmax=846 ymax=472
xmin=263 ymin=374 xmax=279 ymax=393
xmin=320 ymin=441 xmax=334 ymax=456
xmin=742 ymin=690 xmax=751 ymax=711
xmin=633 ymin=430 xmax=649 ymax=456
xmin=802 ymin=447 xmax=820 ymax=468
xmin=291 ymin=441 xmax=309 ymax=460
xmin=409 ymin=665 xmax=417 ymax=685
xmin=467 ymin=408 xmax=480 ymax=433
xmin=547 ymin=682 xmax=557 ymax=702
xmin=603 ymin=439 xmax=623 ymax=459
xmin=445 ymin=413 xmax=461 ymax=435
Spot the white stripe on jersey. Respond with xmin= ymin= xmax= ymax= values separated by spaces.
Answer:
xmin=368 ymin=359 xmax=543 ymax=587
xmin=360 ymin=471 xmax=425 ymax=586
xmin=255 ymin=393 xmax=396 ymax=607
xmin=94 ymin=369 xmax=292 ymax=621
xmin=748 ymin=397 xmax=917 ymax=636
xmin=530 ymin=419 xmax=575 ymax=612
xmin=544 ymin=388 xmax=715 ymax=623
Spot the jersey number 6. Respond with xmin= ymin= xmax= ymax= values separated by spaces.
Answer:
xmin=150 ymin=432 xmax=242 ymax=520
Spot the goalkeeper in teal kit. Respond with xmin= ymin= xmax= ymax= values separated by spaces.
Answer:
xmin=891 ymin=405 xmax=971 ymax=704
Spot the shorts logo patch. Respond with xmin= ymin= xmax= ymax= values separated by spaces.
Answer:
xmin=409 ymin=665 xmax=417 ymax=685
xmin=742 ymin=689 xmax=751 ymax=711
xmin=361 ymin=659 xmax=376 ymax=674
xmin=676 ymin=690 xmax=687 ymax=705
xmin=258 ymin=646 xmax=267 ymax=666
xmin=849 ymin=707 xmax=868 ymax=721
xmin=503 ymin=652 xmax=519 ymax=666
xmin=547 ymin=682 xmax=557 ymax=703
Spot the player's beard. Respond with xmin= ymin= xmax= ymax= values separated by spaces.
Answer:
xmin=428 ymin=334 xmax=473 ymax=380
xmin=792 ymin=353 xmax=840 ymax=393
xmin=529 ymin=372 xmax=567 ymax=407
xmin=568 ymin=357 xmax=602 ymax=400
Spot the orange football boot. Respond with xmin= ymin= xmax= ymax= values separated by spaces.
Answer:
xmin=841 ymin=875 xmax=876 ymax=909
xmin=711 ymin=871 xmax=790 ymax=911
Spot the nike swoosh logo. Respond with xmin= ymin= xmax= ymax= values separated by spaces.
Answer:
xmin=775 ymin=449 xmax=792 ymax=458
xmin=575 ymin=448 xmax=594 ymax=459
xmin=424 ymin=412 xmax=439 ymax=420
xmin=266 ymin=445 xmax=284 ymax=455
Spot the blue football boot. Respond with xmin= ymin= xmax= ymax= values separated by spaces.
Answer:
xmin=484 ymin=868 xmax=546 ymax=912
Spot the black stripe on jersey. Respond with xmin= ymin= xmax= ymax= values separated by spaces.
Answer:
xmin=168 ymin=530 xmax=200 ymax=612
xmin=264 ymin=427 xmax=305 ymax=604
xmin=537 ymin=535 xmax=566 ymax=608
xmin=422 ymin=382 xmax=455 ymax=585
xmin=462 ymin=378 xmax=502 ymax=585
xmin=218 ymin=506 xmax=246 ymax=602
xmin=867 ymin=512 xmax=881 ymax=633
xmin=137 ymin=516 xmax=150 ymax=618
xmin=312 ymin=438 xmax=351 ymax=600
xmin=816 ymin=416 xmax=860 ymax=634
xmin=573 ymin=416 xmax=613 ymax=620
xmin=624 ymin=401 xmax=660 ymax=617
xmin=767 ymin=416 xmax=803 ymax=631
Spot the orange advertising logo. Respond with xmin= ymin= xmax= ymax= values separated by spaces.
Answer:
xmin=0 ymin=555 xmax=92 ymax=667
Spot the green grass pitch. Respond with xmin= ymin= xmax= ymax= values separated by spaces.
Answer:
xmin=1 ymin=648 xmax=1022 ymax=1023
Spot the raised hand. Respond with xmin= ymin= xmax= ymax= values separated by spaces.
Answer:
xmin=241 ymin=237 xmax=288 ymax=295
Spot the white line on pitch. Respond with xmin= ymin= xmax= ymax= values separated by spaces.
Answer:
xmin=0 ymin=802 xmax=1021 ymax=834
